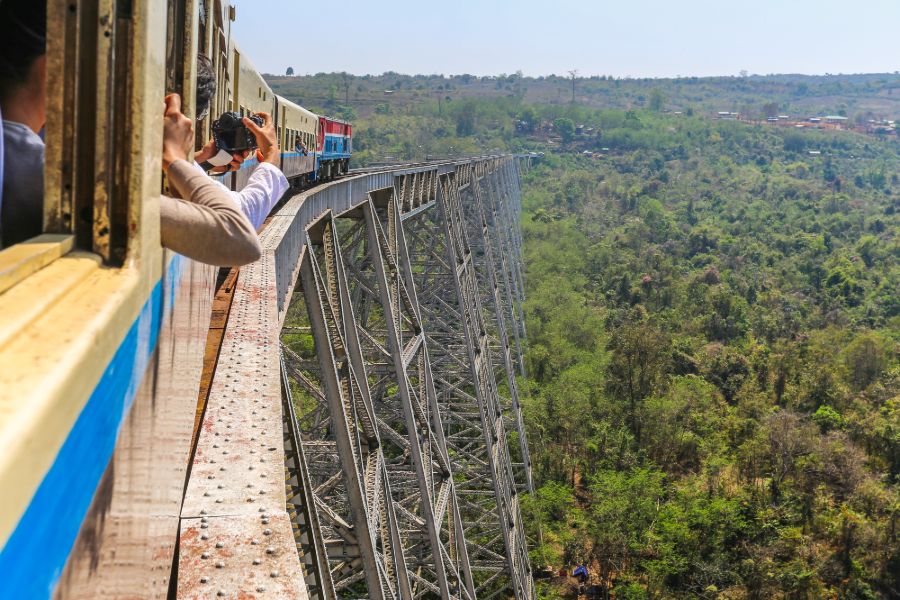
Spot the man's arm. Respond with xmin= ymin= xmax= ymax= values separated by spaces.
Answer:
xmin=235 ymin=162 xmax=289 ymax=230
xmin=161 ymin=160 xmax=261 ymax=266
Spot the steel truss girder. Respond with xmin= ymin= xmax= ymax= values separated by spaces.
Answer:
xmin=279 ymin=158 xmax=535 ymax=600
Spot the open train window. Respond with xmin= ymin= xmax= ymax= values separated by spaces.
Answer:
xmin=41 ymin=0 xmax=138 ymax=265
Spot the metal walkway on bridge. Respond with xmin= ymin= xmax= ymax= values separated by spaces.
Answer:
xmin=178 ymin=156 xmax=535 ymax=600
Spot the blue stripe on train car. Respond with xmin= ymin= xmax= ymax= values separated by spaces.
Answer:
xmin=0 ymin=255 xmax=186 ymax=599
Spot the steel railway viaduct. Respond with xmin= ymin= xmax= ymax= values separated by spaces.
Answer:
xmin=177 ymin=155 xmax=538 ymax=599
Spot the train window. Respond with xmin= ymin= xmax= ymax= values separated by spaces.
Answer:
xmin=42 ymin=0 xmax=138 ymax=264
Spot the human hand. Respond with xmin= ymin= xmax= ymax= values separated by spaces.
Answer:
xmin=196 ymin=137 xmax=249 ymax=173
xmin=243 ymin=111 xmax=279 ymax=165
xmin=162 ymin=94 xmax=194 ymax=171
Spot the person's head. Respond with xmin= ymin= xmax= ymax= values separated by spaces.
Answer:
xmin=0 ymin=0 xmax=47 ymax=131
xmin=196 ymin=54 xmax=216 ymax=121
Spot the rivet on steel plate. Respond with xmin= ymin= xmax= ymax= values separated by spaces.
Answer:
xmin=201 ymin=553 xmax=209 ymax=559
xmin=216 ymin=541 xmax=224 ymax=548
xmin=251 ymin=539 xmax=260 ymax=545
xmin=263 ymin=529 xmax=272 ymax=535
xmin=266 ymin=546 xmax=275 ymax=554
xmin=201 ymin=523 xmax=208 ymax=529
xmin=270 ymin=570 xmax=279 ymax=578
xmin=253 ymin=558 xmax=261 ymax=565
xmin=256 ymin=586 xmax=266 ymax=592
xmin=215 ymin=561 xmax=225 ymax=568
xmin=200 ymin=576 xmax=209 ymax=583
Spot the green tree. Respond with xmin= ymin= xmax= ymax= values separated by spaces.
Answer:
xmin=553 ymin=117 xmax=575 ymax=143
xmin=606 ymin=318 xmax=670 ymax=444
xmin=455 ymin=100 xmax=477 ymax=136
xmin=649 ymin=88 xmax=666 ymax=112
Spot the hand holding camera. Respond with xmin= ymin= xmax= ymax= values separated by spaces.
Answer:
xmin=242 ymin=111 xmax=279 ymax=165
xmin=197 ymin=110 xmax=279 ymax=172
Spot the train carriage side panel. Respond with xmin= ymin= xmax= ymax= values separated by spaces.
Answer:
xmin=316 ymin=116 xmax=352 ymax=179
xmin=0 ymin=1 xmax=219 ymax=597
xmin=275 ymin=94 xmax=316 ymax=182
xmin=231 ymin=43 xmax=277 ymax=191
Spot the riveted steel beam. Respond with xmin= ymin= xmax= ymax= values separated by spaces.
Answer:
xmin=191 ymin=156 xmax=535 ymax=600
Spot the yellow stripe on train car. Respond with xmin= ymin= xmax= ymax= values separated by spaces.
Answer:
xmin=0 ymin=254 xmax=159 ymax=546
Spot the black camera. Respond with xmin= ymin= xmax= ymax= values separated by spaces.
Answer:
xmin=212 ymin=111 xmax=264 ymax=153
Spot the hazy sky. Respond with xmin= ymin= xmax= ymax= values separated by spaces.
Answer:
xmin=231 ymin=0 xmax=900 ymax=78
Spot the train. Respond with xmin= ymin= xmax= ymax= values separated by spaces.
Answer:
xmin=225 ymin=41 xmax=352 ymax=191
xmin=0 ymin=1 xmax=350 ymax=597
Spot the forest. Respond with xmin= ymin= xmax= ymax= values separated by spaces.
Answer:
xmin=517 ymin=115 xmax=899 ymax=599
xmin=270 ymin=75 xmax=900 ymax=598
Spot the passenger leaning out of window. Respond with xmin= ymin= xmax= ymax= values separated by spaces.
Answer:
xmin=159 ymin=93 xmax=261 ymax=266
xmin=192 ymin=54 xmax=288 ymax=231
xmin=0 ymin=0 xmax=259 ymax=266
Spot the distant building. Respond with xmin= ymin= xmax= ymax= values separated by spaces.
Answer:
xmin=717 ymin=111 xmax=739 ymax=120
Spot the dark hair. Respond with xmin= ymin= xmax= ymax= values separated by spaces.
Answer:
xmin=196 ymin=54 xmax=216 ymax=118
xmin=0 ymin=0 xmax=47 ymax=100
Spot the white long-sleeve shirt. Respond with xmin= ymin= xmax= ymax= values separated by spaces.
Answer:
xmin=195 ymin=160 xmax=290 ymax=231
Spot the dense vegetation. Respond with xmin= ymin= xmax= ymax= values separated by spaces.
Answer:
xmin=270 ymin=73 xmax=900 ymax=598
xmin=518 ymin=116 xmax=899 ymax=599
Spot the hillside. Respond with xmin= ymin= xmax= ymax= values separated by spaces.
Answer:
xmin=266 ymin=71 xmax=900 ymax=124
xmin=517 ymin=117 xmax=899 ymax=599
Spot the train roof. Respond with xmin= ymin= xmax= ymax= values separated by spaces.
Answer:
xmin=275 ymin=94 xmax=317 ymax=121
xmin=320 ymin=115 xmax=352 ymax=125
